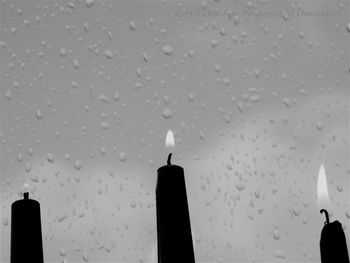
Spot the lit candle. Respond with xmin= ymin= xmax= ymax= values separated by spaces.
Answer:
xmin=11 ymin=191 xmax=44 ymax=263
xmin=156 ymin=130 xmax=195 ymax=262
xmin=317 ymin=164 xmax=349 ymax=263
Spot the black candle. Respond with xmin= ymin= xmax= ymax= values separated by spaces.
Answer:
xmin=320 ymin=209 xmax=349 ymax=263
xmin=11 ymin=192 xmax=44 ymax=263
xmin=156 ymin=132 xmax=195 ymax=263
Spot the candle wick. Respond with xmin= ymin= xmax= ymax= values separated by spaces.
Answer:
xmin=23 ymin=192 xmax=29 ymax=200
xmin=320 ymin=209 xmax=330 ymax=225
xmin=167 ymin=153 xmax=172 ymax=165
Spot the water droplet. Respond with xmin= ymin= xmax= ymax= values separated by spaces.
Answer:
xmin=86 ymin=0 xmax=95 ymax=8
xmin=35 ymin=16 xmax=41 ymax=23
xmin=71 ymin=81 xmax=78 ymax=89
xmin=219 ymin=27 xmax=226 ymax=36
xmin=347 ymin=22 xmax=350 ymax=33
xmin=6 ymin=178 xmax=11 ymax=186
xmin=102 ymin=243 xmax=111 ymax=253
xmin=274 ymin=249 xmax=286 ymax=259
xmin=253 ymin=69 xmax=260 ymax=78
xmin=222 ymin=78 xmax=231 ymax=86
xmin=108 ymin=31 xmax=113 ymax=41
xmin=99 ymin=147 xmax=106 ymax=156
xmin=315 ymin=121 xmax=323 ymax=131
xmin=225 ymin=163 xmax=232 ymax=170
xmin=233 ymin=15 xmax=239 ymax=26
xmin=59 ymin=47 xmax=67 ymax=57
xmin=235 ymin=182 xmax=245 ymax=191
xmin=254 ymin=190 xmax=261 ymax=199
xmin=2 ymin=217 xmax=9 ymax=226
xmin=17 ymin=153 xmax=23 ymax=162
xmin=136 ymin=68 xmax=142 ymax=78
xmin=336 ymin=185 xmax=343 ymax=192
xmin=250 ymin=95 xmax=260 ymax=103
xmin=59 ymin=247 xmax=66 ymax=257
xmin=272 ymin=228 xmax=280 ymax=240
xmin=73 ymin=59 xmax=80 ymax=69
xmin=119 ymin=152 xmax=127 ymax=162
xmin=135 ymin=82 xmax=142 ymax=89
xmin=100 ymin=121 xmax=110 ymax=129
xmin=162 ymin=45 xmax=174 ymax=55
xmin=10 ymin=27 xmax=17 ymax=35
xmin=108 ymin=171 xmax=115 ymax=177
xmin=162 ymin=108 xmax=172 ymax=119
xmin=47 ymin=153 xmax=54 ymax=163
xmin=25 ymin=163 xmax=32 ymax=172
xmin=105 ymin=49 xmax=115 ymax=59
xmin=143 ymin=52 xmax=149 ymax=62
xmin=130 ymin=201 xmax=137 ymax=208
xmin=35 ymin=110 xmax=43 ymax=120
xmin=83 ymin=22 xmax=90 ymax=32
xmin=99 ymin=94 xmax=108 ymax=103
xmin=282 ymin=98 xmax=291 ymax=108
xmin=302 ymin=217 xmax=308 ymax=225
xmin=114 ymin=92 xmax=120 ymax=102
xmin=188 ymin=49 xmax=194 ymax=57
xmin=130 ymin=21 xmax=136 ymax=31
xmin=30 ymin=175 xmax=39 ymax=182
xmin=5 ymin=89 xmax=11 ymax=100
xmin=345 ymin=211 xmax=350 ymax=219
xmin=74 ymin=160 xmax=82 ymax=170
xmin=78 ymin=211 xmax=85 ymax=217
xmin=291 ymin=206 xmax=300 ymax=216
xmin=282 ymin=12 xmax=290 ymax=21
xmin=57 ymin=212 xmax=68 ymax=223
xmin=210 ymin=39 xmax=219 ymax=48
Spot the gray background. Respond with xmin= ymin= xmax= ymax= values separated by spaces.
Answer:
xmin=1 ymin=0 xmax=349 ymax=262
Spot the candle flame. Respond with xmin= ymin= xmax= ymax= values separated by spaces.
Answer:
xmin=165 ymin=130 xmax=175 ymax=151
xmin=317 ymin=164 xmax=329 ymax=207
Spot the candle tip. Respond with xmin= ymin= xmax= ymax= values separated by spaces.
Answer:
xmin=167 ymin=153 xmax=172 ymax=165
xmin=23 ymin=192 xmax=29 ymax=200
xmin=320 ymin=209 xmax=330 ymax=225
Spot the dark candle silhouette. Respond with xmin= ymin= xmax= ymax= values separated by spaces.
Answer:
xmin=156 ymin=130 xmax=195 ymax=263
xmin=320 ymin=209 xmax=349 ymax=263
xmin=11 ymin=192 xmax=44 ymax=263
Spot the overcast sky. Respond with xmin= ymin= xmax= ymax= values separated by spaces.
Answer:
xmin=1 ymin=0 xmax=349 ymax=262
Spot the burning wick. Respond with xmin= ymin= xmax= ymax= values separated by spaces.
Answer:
xmin=165 ymin=130 xmax=174 ymax=166
xmin=320 ymin=209 xmax=330 ymax=225
xmin=167 ymin=153 xmax=172 ymax=165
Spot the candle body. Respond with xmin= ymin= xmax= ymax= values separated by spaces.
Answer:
xmin=156 ymin=165 xmax=195 ymax=263
xmin=11 ymin=198 xmax=44 ymax=263
xmin=320 ymin=220 xmax=349 ymax=263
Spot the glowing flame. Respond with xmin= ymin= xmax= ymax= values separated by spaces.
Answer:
xmin=317 ymin=164 xmax=329 ymax=207
xmin=165 ymin=130 xmax=175 ymax=151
